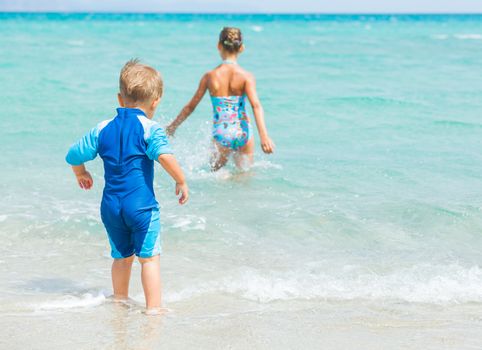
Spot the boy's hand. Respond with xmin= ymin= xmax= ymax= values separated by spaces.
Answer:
xmin=76 ymin=171 xmax=93 ymax=190
xmin=72 ymin=165 xmax=94 ymax=190
xmin=175 ymin=182 xmax=189 ymax=205
xmin=260 ymin=136 xmax=275 ymax=154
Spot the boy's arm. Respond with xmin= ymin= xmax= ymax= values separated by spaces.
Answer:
xmin=144 ymin=122 xmax=189 ymax=205
xmin=245 ymin=74 xmax=275 ymax=154
xmin=158 ymin=154 xmax=188 ymax=205
xmin=66 ymin=126 xmax=101 ymax=190
xmin=166 ymin=74 xmax=209 ymax=136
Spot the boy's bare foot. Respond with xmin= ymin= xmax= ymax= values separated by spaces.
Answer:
xmin=107 ymin=294 xmax=130 ymax=304
xmin=113 ymin=296 xmax=129 ymax=303
xmin=144 ymin=307 xmax=169 ymax=316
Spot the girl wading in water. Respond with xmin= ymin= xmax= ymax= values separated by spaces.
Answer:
xmin=167 ymin=27 xmax=275 ymax=170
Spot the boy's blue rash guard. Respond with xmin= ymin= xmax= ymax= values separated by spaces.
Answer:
xmin=65 ymin=107 xmax=172 ymax=193
xmin=65 ymin=108 xmax=172 ymax=258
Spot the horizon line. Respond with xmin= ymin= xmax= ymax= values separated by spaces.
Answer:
xmin=2 ymin=11 xmax=482 ymax=15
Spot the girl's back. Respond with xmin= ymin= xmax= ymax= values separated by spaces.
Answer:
xmin=207 ymin=63 xmax=249 ymax=97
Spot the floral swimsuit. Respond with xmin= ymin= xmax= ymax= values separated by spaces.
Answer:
xmin=211 ymin=94 xmax=252 ymax=150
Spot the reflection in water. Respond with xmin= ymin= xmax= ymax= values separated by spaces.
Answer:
xmin=138 ymin=315 xmax=163 ymax=350
xmin=106 ymin=302 xmax=164 ymax=350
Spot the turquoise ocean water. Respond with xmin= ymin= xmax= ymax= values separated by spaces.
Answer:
xmin=1 ymin=13 xmax=482 ymax=349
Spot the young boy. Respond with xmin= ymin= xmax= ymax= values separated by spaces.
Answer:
xmin=66 ymin=59 xmax=188 ymax=314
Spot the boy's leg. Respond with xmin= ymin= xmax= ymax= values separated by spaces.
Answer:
xmin=138 ymin=255 xmax=161 ymax=310
xmin=128 ymin=207 xmax=162 ymax=312
xmin=112 ymin=254 xmax=135 ymax=300
xmin=102 ymin=196 xmax=136 ymax=301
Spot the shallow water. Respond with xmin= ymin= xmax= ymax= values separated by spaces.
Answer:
xmin=1 ymin=13 xmax=482 ymax=349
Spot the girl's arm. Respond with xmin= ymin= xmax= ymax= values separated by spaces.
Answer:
xmin=166 ymin=74 xmax=209 ymax=136
xmin=245 ymin=74 xmax=275 ymax=154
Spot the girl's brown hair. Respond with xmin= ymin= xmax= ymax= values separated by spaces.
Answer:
xmin=219 ymin=27 xmax=243 ymax=53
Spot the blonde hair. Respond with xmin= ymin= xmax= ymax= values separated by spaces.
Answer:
xmin=219 ymin=27 xmax=243 ymax=53
xmin=119 ymin=59 xmax=163 ymax=104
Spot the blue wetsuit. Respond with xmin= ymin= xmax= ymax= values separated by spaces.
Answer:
xmin=66 ymin=107 xmax=172 ymax=258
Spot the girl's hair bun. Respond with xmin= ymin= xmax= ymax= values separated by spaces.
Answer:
xmin=219 ymin=27 xmax=243 ymax=53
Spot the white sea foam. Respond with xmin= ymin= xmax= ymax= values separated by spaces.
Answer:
xmin=432 ymin=34 xmax=482 ymax=41
xmin=454 ymin=34 xmax=482 ymax=40
xmin=252 ymin=160 xmax=283 ymax=170
xmin=0 ymin=215 xmax=7 ymax=222
xmin=164 ymin=264 xmax=482 ymax=304
xmin=184 ymin=160 xmax=282 ymax=181
xmin=33 ymin=291 xmax=106 ymax=312
xmin=169 ymin=215 xmax=206 ymax=231
xmin=186 ymin=167 xmax=234 ymax=181
xmin=251 ymin=25 xmax=264 ymax=32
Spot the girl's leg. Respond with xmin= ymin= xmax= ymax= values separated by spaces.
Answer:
xmin=234 ymin=137 xmax=254 ymax=169
xmin=112 ymin=254 xmax=135 ymax=300
xmin=210 ymin=141 xmax=231 ymax=171
xmin=138 ymin=255 xmax=162 ymax=311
